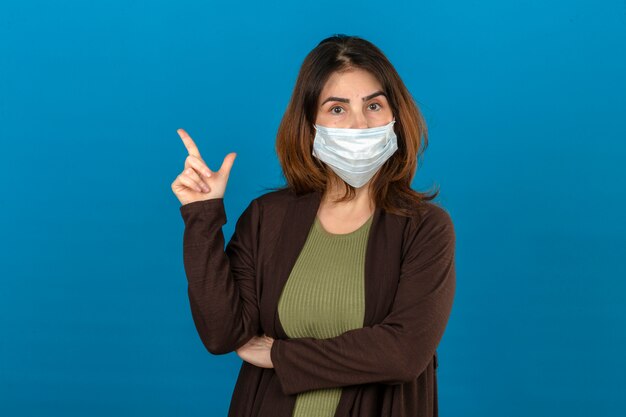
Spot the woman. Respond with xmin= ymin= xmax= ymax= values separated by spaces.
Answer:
xmin=171 ymin=35 xmax=456 ymax=417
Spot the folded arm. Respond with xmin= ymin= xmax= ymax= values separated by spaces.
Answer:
xmin=270 ymin=206 xmax=456 ymax=395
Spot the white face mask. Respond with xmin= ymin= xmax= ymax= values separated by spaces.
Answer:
xmin=312 ymin=120 xmax=398 ymax=188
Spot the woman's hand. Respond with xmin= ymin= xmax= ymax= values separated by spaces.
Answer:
xmin=171 ymin=128 xmax=237 ymax=206
xmin=235 ymin=334 xmax=275 ymax=369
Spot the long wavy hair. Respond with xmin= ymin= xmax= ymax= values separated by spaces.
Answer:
xmin=266 ymin=34 xmax=439 ymax=218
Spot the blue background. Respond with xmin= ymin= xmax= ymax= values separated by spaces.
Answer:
xmin=1 ymin=0 xmax=625 ymax=416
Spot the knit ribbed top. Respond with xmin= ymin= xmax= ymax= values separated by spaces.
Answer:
xmin=277 ymin=213 xmax=373 ymax=417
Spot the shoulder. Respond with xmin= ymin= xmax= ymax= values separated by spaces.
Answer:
xmin=253 ymin=187 xmax=297 ymax=207
xmin=247 ymin=187 xmax=300 ymax=216
xmin=400 ymin=201 xmax=455 ymax=255
xmin=414 ymin=201 xmax=454 ymax=230
xmin=236 ymin=188 xmax=298 ymax=227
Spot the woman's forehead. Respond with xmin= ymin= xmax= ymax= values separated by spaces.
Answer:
xmin=319 ymin=69 xmax=384 ymax=100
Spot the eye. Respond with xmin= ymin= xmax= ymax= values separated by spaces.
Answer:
xmin=330 ymin=106 xmax=345 ymax=114
xmin=368 ymin=103 xmax=382 ymax=111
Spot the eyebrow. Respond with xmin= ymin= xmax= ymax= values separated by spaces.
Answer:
xmin=321 ymin=90 xmax=387 ymax=105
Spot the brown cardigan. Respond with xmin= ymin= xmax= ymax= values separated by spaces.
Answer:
xmin=179 ymin=187 xmax=456 ymax=417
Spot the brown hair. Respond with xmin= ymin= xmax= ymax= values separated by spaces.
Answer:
xmin=266 ymin=34 xmax=439 ymax=218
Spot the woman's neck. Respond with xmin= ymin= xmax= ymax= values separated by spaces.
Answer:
xmin=321 ymin=178 xmax=375 ymax=214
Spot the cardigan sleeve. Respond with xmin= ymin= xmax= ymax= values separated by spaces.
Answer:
xmin=270 ymin=205 xmax=456 ymax=395
xmin=179 ymin=197 xmax=261 ymax=355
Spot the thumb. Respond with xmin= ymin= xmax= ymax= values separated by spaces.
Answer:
xmin=219 ymin=152 xmax=237 ymax=177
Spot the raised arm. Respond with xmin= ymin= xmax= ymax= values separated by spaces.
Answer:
xmin=270 ymin=206 xmax=456 ymax=395
xmin=179 ymin=197 xmax=261 ymax=355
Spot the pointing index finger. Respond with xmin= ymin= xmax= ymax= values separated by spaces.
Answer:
xmin=177 ymin=128 xmax=202 ymax=159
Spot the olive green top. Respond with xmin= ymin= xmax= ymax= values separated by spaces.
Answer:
xmin=277 ymin=213 xmax=374 ymax=417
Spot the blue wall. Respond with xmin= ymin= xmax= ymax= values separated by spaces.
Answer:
xmin=1 ymin=1 xmax=624 ymax=416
